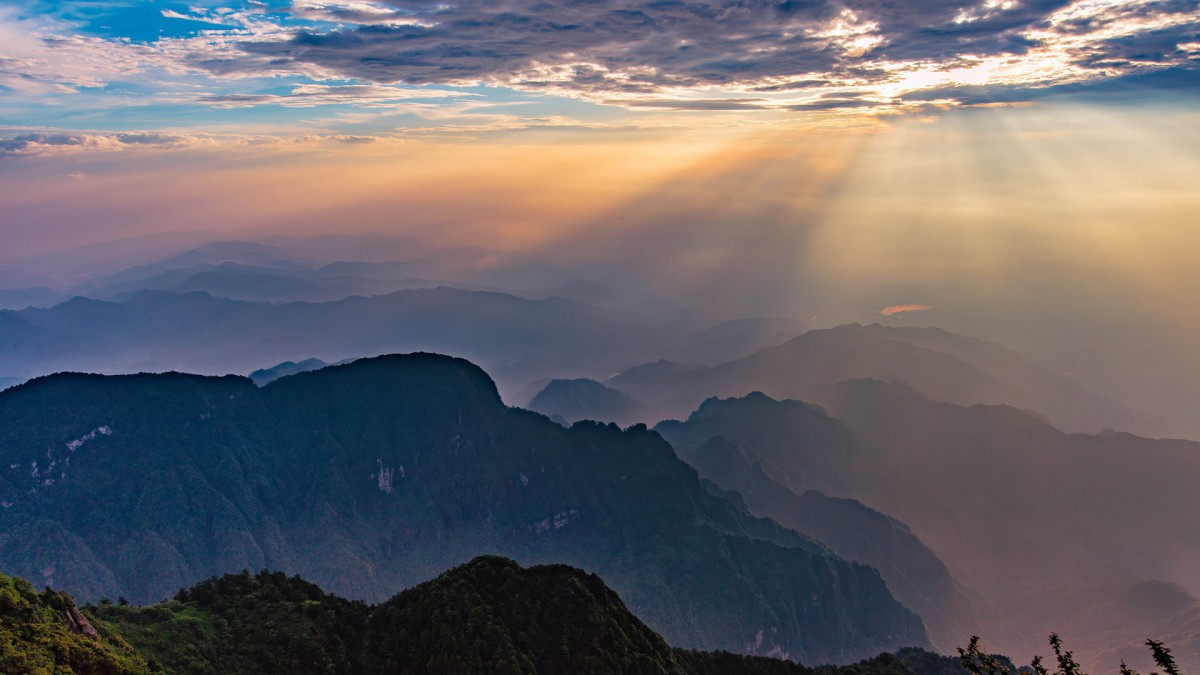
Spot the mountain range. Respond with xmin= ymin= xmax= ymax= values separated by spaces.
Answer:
xmin=0 ymin=287 xmax=669 ymax=401
xmin=656 ymin=385 xmax=1200 ymax=672
xmin=612 ymin=323 xmax=1137 ymax=435
xmin=670 ymin=433 xmax=986 ymax=655
xmin=0 ymin=354 xmax=928 ymax=664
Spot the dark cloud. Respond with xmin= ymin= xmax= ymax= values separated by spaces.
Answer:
xmin=900 ymin=63 xmax=1200 ymax=106
xmin=1074 ymin=21 xmax=1200 ymax=68
xmin=238 ymin=1 xmax=848 ymax=89
xmin=216 ymin=0 xmax=1200 ymax=110
xmin=864 ymin=0 xmax=1071 ymax=60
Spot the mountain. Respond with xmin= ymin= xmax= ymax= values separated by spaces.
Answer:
xmin=81 ymin=241 xmax=308 ymax=294
xmin=0 ymin=287 xmax=64 ymax=311
xmin=656 ymin=392 xmax=862 ymax=497
xmin=0 ymin=354 xmax=929 ymax=664
xmin=658 ymin=385 xmax=1200 ymax=672
xmin=813 ymin=379 xmax=1200 ymax=600
xmin=665 ymin=434 xmax=985 ymax=654
xmin=63 ymin=239 xmax=640 ymax=310
xmin=673 ymin=318 xmax=808 ymax=366
xmin=0 ymin=376 xmax=22 ymax=392
xmin=93 ymin=556 xmax=692 ymax=675
xmin=0 ymin=569 xmax=150 ymax=674
xmin=844 ymin=324 xmax=1138 ymax=433
xmin=528 ymin=378 xmax=647 ymax=426
xmin=249 ymin=358 xmax=334 ymax=386
xmin=44 ymin=554 xmax=974 ymax=667
xmin=611 ymin=324 xmax=1132 ymax=434
xmin=0 ymin=287 xmax=674 ymax=401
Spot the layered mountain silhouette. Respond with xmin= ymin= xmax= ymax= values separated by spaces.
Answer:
xmin=666 ymin=434 xmax=985 ymax=654
xmin=657 ymin=386 xmax=1200 ymax=672
xmin=672 ymin=318 xmax=808 ymax=366
xmin=528 ymin=378 xmax=647 ymax=426
xmin=0 ymin=288 xmax=671 ymax=400
xmin=1 ymin=239 xmax=638 ymax=310
xmin=612 ymin=324 xmax=1136 ymax=434
xmin=0 ymin=354 xmax=928 ymax=664
xmin=249 ymin=358 xmax=359 ymax=386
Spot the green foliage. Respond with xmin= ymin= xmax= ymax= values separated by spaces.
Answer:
xmin=91 ymin=570 xmax=368 ymax=675
xmin=362 ymin=555 xmax=683 ymax=674
xmin=0 ymin=570 xmax=151 ymax=674
xmin=0 ymin=556 xmax=974 ymax=675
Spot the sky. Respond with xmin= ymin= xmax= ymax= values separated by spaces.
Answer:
xmin=1 ymin=0 xmax=1200 ymax=433
xmin=0 ymin=0 xmax=1196 ymax=139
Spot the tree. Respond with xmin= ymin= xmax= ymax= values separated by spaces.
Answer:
xmin=959 ymin=636 xmax=1180 ymax=675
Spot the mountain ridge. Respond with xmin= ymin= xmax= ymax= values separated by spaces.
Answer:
xmin=0 ymin=352 xmax=929 ymax=664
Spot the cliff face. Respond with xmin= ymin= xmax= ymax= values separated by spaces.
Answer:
xmin=0 ymin=354 xmax=929 ymax=664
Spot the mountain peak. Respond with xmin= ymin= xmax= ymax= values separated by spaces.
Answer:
xmin=528 ymin=377 xmax=645 ymax=425
xmin=263 ymin=351 xmax=505 ymax=407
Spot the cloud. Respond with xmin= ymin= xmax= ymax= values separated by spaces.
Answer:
xmin=617 ymin=98 xmax=769 ymax=111
xmin=235 ymin=4 xmax=851 ymax=91
xmin=288 ymin=1 xmax=433 ymax=26
xmin=0 ymin=0 xmax=1197 ymax=127
xmin=0 ymin=130 xmax=392 ymax=157
xmin=196 ymin=83 xmax=471 ymax=108
xmin=0 ymin=132 xmax=196 ymax=157
xmin=225 ymin=0 xmax=1200 ymax=109
xmin=882 ymin=304 xmax=933 ymax=316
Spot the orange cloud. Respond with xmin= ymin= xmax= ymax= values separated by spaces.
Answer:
xmin=881 ymin=304 xmax=932 ymax=316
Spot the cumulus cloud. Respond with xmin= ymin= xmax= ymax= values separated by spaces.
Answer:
xmin=226 ymin=0 xmax=1199 ymax=108
xmin=0 ymin=132 xmax=197 ymax=157
xmin=235 ymin=3 xmax=850 ymax=91
xmin=0 ymin=0 xmax=1196 ymax=125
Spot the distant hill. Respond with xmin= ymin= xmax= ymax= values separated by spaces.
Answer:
xmin=0 ymin=354 xmax=928 ymax=664
xmin=673 ymin=318 xmax=808 ymax=365
xmin=63 ymin=240 xmax=634 ymax=309
xmin=528 ymin=378 xmax=647 ymax=426
xmin=249 ymin=358 xmax=358 ymax=386
xmin=658 ymin=385 xmax=1200 ymax=672
xmin=612 ymin=323 xmax=1134 ymax=434
xmin=0 ymin=287 xmax=64 ymax=311
xmin=662 ymin=433 xmax=986 ymax=654
xmin=0 ymin=287 xmax=675 ymax=400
